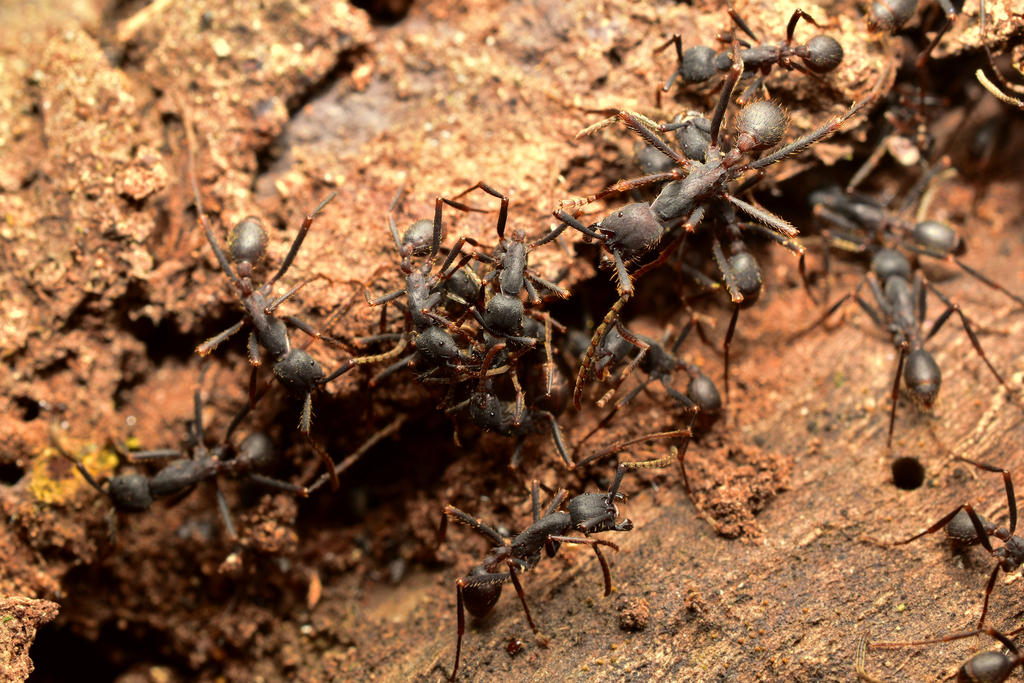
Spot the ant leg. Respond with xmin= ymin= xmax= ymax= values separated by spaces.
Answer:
xmin=728 ymin=196 xmax=798 ymax=238
xmin=785 ymin=8 xmax=821 ymax=43
xmin=265 ymin=276 xmax=324 ymax=313
xmin=577 ymin=428 xmax=692 ymax=467
xmin=596 ymin=322 xmax=650 ymax=408
xmin=656 ymin=34 xmax=685 ymax=93
xmin=713 ymin=237 xmax=743 ymax=304
xmin=451 ymin=583 xmax=467 ymax=683
xmin=442 ymin=505 xmax=506 ymax=546
xmin=214 ymin=483 xmax=238 ymax=541
xmin=321 ymin=336 xmax=412 ymax=385
xmin=365 ymin=287 xmax=405 ymax=307
xmin=305 ymin=416 xmax=407 ymax=494
xmin=124 ymin=449 xmax=184 ymax=462
xmin=531 ymin=480 xmax=541 ymax=523
xmin=266 ymin=193 xmax=336 ymax=288
xmin=709 ymin=43 xmax=744 ymax=148
xmin=575 ymin=294 xmax=632 ymax=410
xmin=977 ymin=564 xmax=1002 ymax=629
xmin=547 ymin=535 xmax=620 ymax=596
xmin=923 ymin=290 xmax=1011 ymax=394
xmin=246 ymin=473 xmax=309 ymax=497
xmin=197 ymin=319 xmax=246 ymax=356
xmin=370 ymin=351 xmax=417 ymax=387
xmin=544 ymin=413 xmax=574 ymax=469
xmin=886 ymin=342 xmax=908 ymax=448
xmin=723 ymin=304 xmax=740 ymax=405
xmin=506 ymin=562 xmax=538 ymax=633
xmin=451 ymin=182 xmax=509 ymax=239
xmin=958 ymin=457 xmax=1017 ymax=534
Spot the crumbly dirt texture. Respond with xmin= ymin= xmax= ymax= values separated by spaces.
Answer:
xmin=1 ymin=0 xmax=1024 ymax=682
xmin=0 ymin=597 xmax=59 ymax=683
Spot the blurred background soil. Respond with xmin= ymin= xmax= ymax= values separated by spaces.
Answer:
xmin=1 ymin=0 xmax=1023 ymax=681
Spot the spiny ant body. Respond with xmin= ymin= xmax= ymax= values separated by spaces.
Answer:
xmin=439 ymin=459 xmax=669 ymax=682
xmin=659 ymin=8 xmax=843 ymax=104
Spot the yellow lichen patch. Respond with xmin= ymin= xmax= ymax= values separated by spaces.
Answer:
xmin=29 ymin=445 xmax=119 ymax=505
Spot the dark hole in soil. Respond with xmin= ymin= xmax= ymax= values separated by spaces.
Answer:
xmin=0 ymin=462 xmax=25 ymax=485
xmin=892 ymin=456 xmax=925 ymax=490
xmin=14 ymin=396 xmax=41 ymax=421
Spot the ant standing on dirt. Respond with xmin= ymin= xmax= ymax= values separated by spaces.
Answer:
xmin=658 ymin=7 xmax=844 ymax=105
xmin=884 ymin=457 xmax=1024 ymax=629
xmin=438 ymin=458 xmax=671 ymax=682
xmin=870 ymin=623 xmax=1024 ymax=683
xmin=55 ymin=370 xmax=307 ymax=544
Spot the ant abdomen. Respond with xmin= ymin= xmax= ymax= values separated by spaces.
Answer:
xmin=681 ymin=45 xmax=717 ymax=83
xmin=867 ymin=0 xmax=918 ymax=33
xmin=913 ymin=220 xmax=965 ymax=256
xmin=804 ymin=35 xmax=844 ymax=73
xmin=735 ymin=101 xmax=788 ymax=153
xmin=688 ymin=374 xmax=723 ymax=415
xmin=228 ymin=217 xmax=269 ymax=273
xmin=959 ymin=650 xmax=1014 ymax=683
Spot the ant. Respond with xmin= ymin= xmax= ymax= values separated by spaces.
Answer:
xmin=870 ymin=624 xmax=1024 ymax=683
xmin=55 ymin=371 xmax=307 ymax=544
xmin=809 ymin=161 xmax=1024 ymax=308
xmin=809 ymin=249 xmax=1010 ymax=446
xmin=438 ymin=458 xmax=670 ymax=682
xmin=884 ymin=457 xmax=1023 ymax=629
xmin=555 ymin=50 xmax=885 ymax=393
xmin=658 ymin=7 xmax=844 ymax=105
xmin=186 ymin=122 xmax=349 ymax=489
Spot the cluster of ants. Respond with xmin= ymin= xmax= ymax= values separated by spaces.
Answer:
xmin=54 ymin=0 xmax=1024 ymax=679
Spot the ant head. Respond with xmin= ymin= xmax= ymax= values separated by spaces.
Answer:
xmin=106 ymin=473 xmax=155 ymax=512
xmin=870 ymin=249 xmax=911 ymax=282
xmin=273 ymin=349 xmax=325 ymax=396
xmin=727 ymin=251 xmax=763 ymax=307
xmin=597 ymin=203 xmax=663 ymax=260
xmin=866 ymin=0 xmax=917 ymax=33
xmin=228 ymin=217 xmax=269 ymax=278
xmin=734 ymin=101 xmax=788 ymax=154
xmin=913 ymin=220 xmax=965 ymax=256
xmin=688 ymin=374 xmax=723 ymax=415
xmin=416 ymin=326 xmax=460 ymax=365
xmin=943 ymin=508 xmax=993 ymax=545
xmin=402 ymin=218 xmax=442 ymax=259
xmin=903 ymin=349 xmax=941 ymax=410
xmin=803 ymin=35 xmax=843 ymax=73
xmin=681 ymin=45 xmax=717 ymax=84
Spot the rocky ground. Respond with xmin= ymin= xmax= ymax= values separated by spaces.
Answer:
xmin=1 ymin=0 xmax=1023 ymax=681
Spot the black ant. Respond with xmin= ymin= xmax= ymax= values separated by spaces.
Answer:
xmin=808 ymin=249 xmax=1011 ymax=446
xmin=658 ymin=7 xmax=844 ymax=105
xmin=186 ymin=122 xmax=350 ymax=489
xmin=809 ymin=162 xmax=1024 ymax=308
xmin=871 ymin=623 xmax=1024 ymax=683
xmin=883 ymin=457 xmax=1024 ymax=629
xmin=54 ymin=371 xmax=307 ymax=544
xmin=438 ymin=458 xmax=670 ymax=682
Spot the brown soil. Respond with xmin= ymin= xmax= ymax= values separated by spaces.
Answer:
xmin=1 ymin=1 xmax=1023 ymax=682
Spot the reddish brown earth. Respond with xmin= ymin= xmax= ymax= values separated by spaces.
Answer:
xmin=1 ymin=0 xmax=1023 ymax=682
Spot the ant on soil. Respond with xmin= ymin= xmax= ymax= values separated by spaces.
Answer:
xmin=54 ymin=370 xmax=307 ymax=545
xmin=186 ymin=119 xmax=351 ymax=490
xmin=870 ymin=624 xmax=1024 ymax=683
xmin=657 ymin=7 xmax=844 ymax=106
xmin=809 ymin=160 xmax=1024 ymax=308
xmin=556 ymin=49 xmax=887 ymax=405
xmin=437 ymin=457 xmax=671 ymax=682
xmin=880 ymin=457 xmax=1024 ymax=629
xmin=804 ymin=248 xmax=1011 ymax=446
